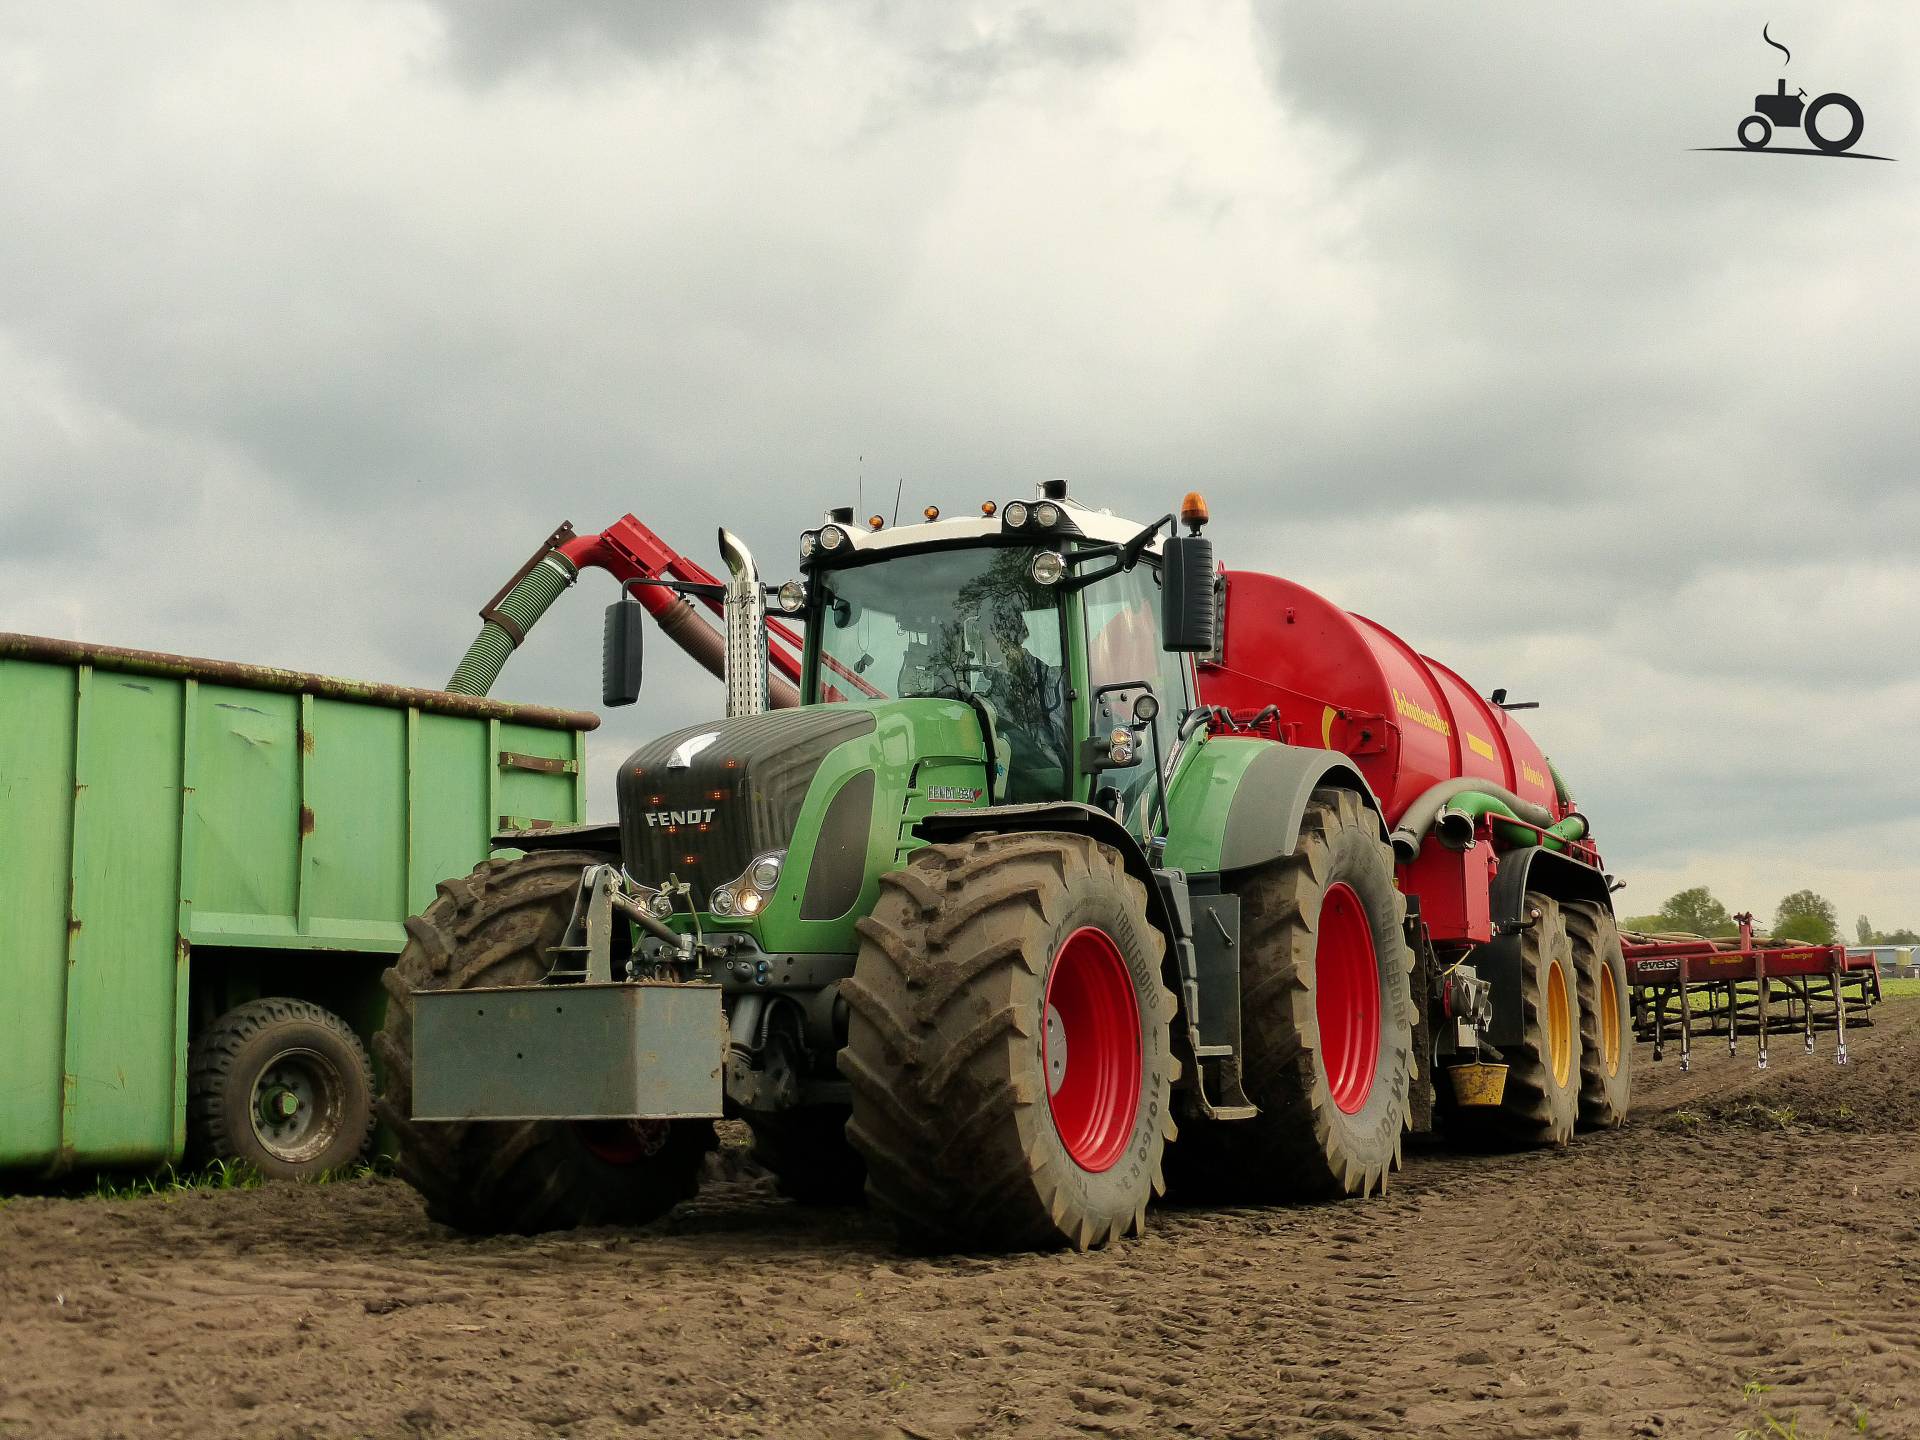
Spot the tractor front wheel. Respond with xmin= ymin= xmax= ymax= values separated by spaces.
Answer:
xmin=840 ymin=832 xmax=1176 ymax=1251
xmin=1171 ymin=788 xmax=1414 ymax=1200
xmin=374 ymin=851 xmax=713 ymax=1235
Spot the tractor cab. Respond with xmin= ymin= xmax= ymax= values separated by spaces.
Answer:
xmin=795 ymin=486 xmax=1214 ymax=838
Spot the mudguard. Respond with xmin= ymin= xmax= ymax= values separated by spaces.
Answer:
xmin=1475 ymin=846 xmax=1616 ymax=1046
xmin=492 ymin=820 xmax=622 ymax=856
xmin=913 ymin=801 xmax=1178 ymax=941
xmin=1158 ymin=737 xmax=1386 ymax=877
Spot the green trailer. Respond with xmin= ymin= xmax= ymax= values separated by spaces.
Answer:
xmin=0 ymin=633 xmax=596 ymax=1180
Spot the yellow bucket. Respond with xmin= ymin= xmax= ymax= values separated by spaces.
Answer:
xmin=1446 ymin=1062 xmax=1509 ymax=1107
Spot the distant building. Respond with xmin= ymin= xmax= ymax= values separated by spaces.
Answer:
xmin=1848 ymin=946 xmax=1918 ymax=977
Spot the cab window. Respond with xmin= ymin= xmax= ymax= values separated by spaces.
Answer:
xmin=1082 ymin=559 xmax=1190 ymax=833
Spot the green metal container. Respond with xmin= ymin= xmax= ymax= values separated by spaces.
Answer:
xmin=0 ymin=633 xmax=597 ymax=1177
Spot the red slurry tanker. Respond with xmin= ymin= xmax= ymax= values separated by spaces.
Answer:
xmin=385 ymin=482 xmax=1628 ymax=1251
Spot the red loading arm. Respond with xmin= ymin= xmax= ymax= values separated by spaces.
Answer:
xmin=559 ymin=515 xmax=884 ymax=703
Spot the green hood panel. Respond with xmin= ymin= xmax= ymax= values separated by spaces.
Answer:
xmin=645 ymin=698 xmax=991 ymax=956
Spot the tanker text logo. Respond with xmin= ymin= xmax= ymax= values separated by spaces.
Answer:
xmin=1391 ymin=688 xmax=1451 ymax=739
xmin=1695 ymin=24 xmax=1893 ymax=161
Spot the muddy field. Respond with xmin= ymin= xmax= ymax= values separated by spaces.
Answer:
xmin=4 ymin=1004 xmax=1918 ymax=1440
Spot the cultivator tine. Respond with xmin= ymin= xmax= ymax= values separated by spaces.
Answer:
xmin=1678 ymin=956 xmax=1692 ymax=1072
xmin=1754 ymin=954 xmax=1769 ymax=1070
xmin=1834 ymin=959 xmax=1850 ymax=1066
xmin=1804 ymin=983 xmax=1815 ymax=1054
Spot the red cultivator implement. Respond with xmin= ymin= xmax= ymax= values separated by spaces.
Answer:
xmin=1625 ymin=914 xmax=1881 ymax=1071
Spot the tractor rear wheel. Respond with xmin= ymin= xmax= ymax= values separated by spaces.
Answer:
xmin=1481 ymin=891 xmax=1583 ymax=1145
xmin=1566 ymin=901 xmax=1631 ymax=1129
xmin=745 ymin=1107 xmax=866 ymax=1204
xmin=840 ymin=832 xmax=1176 ymax=1252
xmin=1173 ymin=788 xmax=1414 ymax=1200
xmin=374 ymin=850 xmax=713 ymax=1235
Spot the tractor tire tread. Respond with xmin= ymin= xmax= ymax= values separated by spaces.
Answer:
xmin=374 ymin=849 xmax=710 ymax=1235
xmin=187 ymin=997 xmax=377 ymax=1177
xmin=840 ymin=833 xmax=1174 ymax=1252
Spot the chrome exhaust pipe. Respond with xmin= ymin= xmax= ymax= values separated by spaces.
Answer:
xmin=718 ymin=528 xmax=769 ymax=717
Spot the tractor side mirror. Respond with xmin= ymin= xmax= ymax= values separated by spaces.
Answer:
xmin=602 ymin=595 xmax=646 ymax=707
xmin=1160 ymin=534 xmax=1216 ymax=652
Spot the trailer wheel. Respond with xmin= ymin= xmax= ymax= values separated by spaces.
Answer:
xmin=373 ymin=851 xmax=713 ymax=1235
xmin=188 ymin=998 xmax=376 ymax=1180
xmin=1483 ymin=892 xmax=1583 ymax=1146
xmin=1173 ymin=788 xmax=1414 ymax=1200
xmin=1565 ymin=901 xmax=1632 ymax=1129
xmin=745 ymin=1108 xmax=866 ymax=1204
xmin=840 ymin=832 xmax=1176 ymax=1252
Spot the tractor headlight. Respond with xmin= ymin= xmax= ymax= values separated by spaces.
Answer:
xmin=708 ymin=850 xmax=786 ymax=918
xmin=800 ymin=531 xmax=818 ymax=560
xmin=648 ymin=890 xmax=674 ymax=919
xmin=820 ymin=524 xmax=848 ymax=551
xmin=1110 ymin=727 xmax=1136 ymax=765
xmin=777 ymin=580 xmax=806 ymax=614
xmin=1029 ymin=550 xmax=1065 ymax=586
xmin=1034 ymin=501 xmax=1060 ymax=528
xmin=1003 ymin=501 xmax=1029 ymax=528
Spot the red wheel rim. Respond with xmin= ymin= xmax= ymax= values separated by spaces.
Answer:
xmin=577 ymin=1120 xmax=669 ymax=1165
xmin=1315 ymin=882 xmax=1382 ymax=1115
xmin=1043 ymin=926 xmax=1143 ymax=1173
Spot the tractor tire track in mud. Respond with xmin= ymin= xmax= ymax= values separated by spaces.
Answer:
xmin=5 ymin=1004 xmax=1920 ymax=1438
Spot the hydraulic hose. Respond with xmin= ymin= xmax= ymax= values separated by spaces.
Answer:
xmin=1390 ymin=777 xmax=1556 ymax=863
xmin=447 ymin=552 xmax=578 ymax=696
xmin=1547 ymin=756 xmax=1575 ymax=810
xmin=1433 ymin=792 xmax=1590 ymax=854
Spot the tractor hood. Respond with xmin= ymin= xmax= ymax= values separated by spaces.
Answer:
xmin=617 ymin=707 xmax=878 ymax=909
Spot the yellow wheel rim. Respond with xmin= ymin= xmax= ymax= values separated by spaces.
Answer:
xmin=1546 ymin=960 xmax=1572 ymax=1087
xmin=1598 ymin=964 xmax=1621 ymax=1079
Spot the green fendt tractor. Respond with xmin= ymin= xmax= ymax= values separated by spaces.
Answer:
xmin=379 ymin=482 xmax=1611 ymax=1251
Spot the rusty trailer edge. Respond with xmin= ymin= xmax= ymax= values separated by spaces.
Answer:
xmin=0 ymin=633 xmax=599 ymax=732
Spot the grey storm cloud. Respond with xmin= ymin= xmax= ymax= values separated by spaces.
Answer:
xmin=0 ymin=0 xmax=1915 ymax=925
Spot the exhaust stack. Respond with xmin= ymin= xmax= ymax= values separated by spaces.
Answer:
xmin=718 ymin=528 xmax=770 ymax=717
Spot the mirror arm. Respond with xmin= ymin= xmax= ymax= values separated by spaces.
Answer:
xmin=1120 ymin=514 xmax=1174 ymax=567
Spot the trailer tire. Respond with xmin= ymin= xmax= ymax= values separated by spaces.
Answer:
xmin=1171 ymin=788 xmax=1414 ymax=1201
xmin=840 ymin=832 xmax=1176 ymax=1252
xmin=1479 ymin=892 xmax=1583 ymax=1146
xmin=188 ymin=998 xmax=376 ymax=1180
xmin=745 ymin=1108 xmax=866 ymax=1204
xmin=1566 ymin=902 xmax=1632 ymax=1129
xmin=373 ymin=850 xmax=713 ymax=1235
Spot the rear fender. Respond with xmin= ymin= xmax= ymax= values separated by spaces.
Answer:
xmin=1158 ymin=737 xmax=1386 ymax=876
xmin=1474 ymin=847 xmax=1616 ymax=1045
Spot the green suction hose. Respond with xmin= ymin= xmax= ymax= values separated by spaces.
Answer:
xmin=447 ymin=552 xmax=578 ymax=696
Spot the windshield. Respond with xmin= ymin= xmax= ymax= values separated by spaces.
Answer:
xmin=813 ymin=545 xmax=1069 ymax=801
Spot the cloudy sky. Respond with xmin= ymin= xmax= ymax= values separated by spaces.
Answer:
xmin=3 ymin=1 xmax=1915 ymax=932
